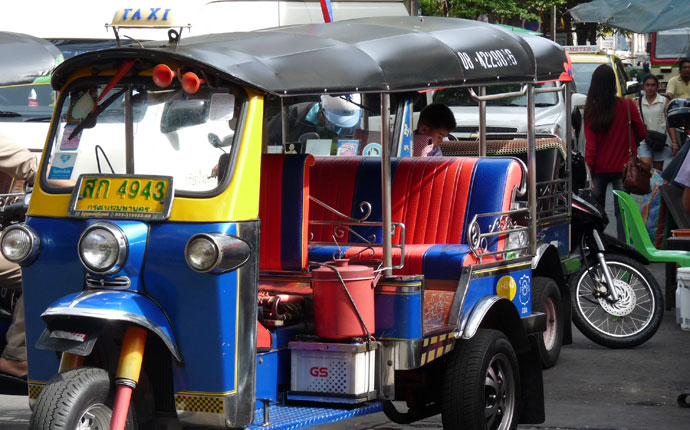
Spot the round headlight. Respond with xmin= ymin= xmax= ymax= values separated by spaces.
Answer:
xmin=1 ymin=227 xmax=32 ymax=262
xmin=185 ymin=236 xmax=219 ymax=272
xmin=79 ymin=223 xmax=127 ymax=274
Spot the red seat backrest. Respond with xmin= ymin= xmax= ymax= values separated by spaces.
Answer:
xmin=259 ymin=154 xmax=314 ymax=271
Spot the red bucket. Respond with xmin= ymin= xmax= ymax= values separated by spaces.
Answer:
xmin=312 ymin=259 xmax=377 ymax=339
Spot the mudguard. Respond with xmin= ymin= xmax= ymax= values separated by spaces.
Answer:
xmin=39 ymin=289 xmax=182 ymax=363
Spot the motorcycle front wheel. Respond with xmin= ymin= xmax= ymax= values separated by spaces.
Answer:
xmin=569 ymin=253 xmax=663 ymax=349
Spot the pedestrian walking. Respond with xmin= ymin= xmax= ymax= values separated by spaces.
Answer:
xmin=638 ymin=73 xmax=677 ymax=171
xmin=584 ymin=64 xmax=646 ymax=240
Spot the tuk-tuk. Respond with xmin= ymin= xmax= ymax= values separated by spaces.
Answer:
xmin=4 ymin=15 xmax=567 ymax=429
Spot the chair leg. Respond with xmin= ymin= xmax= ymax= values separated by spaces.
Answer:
xmin=665 ymin=262 xmax=677 ymax=311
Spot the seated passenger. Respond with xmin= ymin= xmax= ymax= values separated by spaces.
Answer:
xmin=267 ymin=94 xmax=362 ymax=146
xmin=413 ymin=103 xmax=456 ymax=157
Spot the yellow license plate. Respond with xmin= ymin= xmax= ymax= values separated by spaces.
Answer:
xmin=69 ymin=175 xmax=173 ymax=220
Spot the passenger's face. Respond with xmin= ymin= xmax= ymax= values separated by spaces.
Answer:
xmin=419 ymin=126 xmax=450 ymax=146
xmin=681 ymin=62 xmax=690 ymax=80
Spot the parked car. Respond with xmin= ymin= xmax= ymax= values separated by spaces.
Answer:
xmin=431 ymin=82 xmax=569 ymax=144
xmin=566 ymin=46 xmax=639 ymax=98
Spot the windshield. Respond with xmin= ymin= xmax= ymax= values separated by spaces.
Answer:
xmin=0 ymin=83 xmax=55 ymax=118
xmin=43 ymin=80 xmax=243 ymax=194
xmin=432 ymin=82 xmax=558 ymax=107
xmin=654 ymin=28 xmax=690 ymax=60
xmin=571 ymin=62 xmax=600 ymax=95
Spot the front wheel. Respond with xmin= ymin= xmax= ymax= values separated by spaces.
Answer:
xmin=442 ymin=329 xmax=519 ymax=430
xmin=569 ymin=253 xmax=663 ymax=349
xmin=30 ymin=367 xmax=136 ymax=430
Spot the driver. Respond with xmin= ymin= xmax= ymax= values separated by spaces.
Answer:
xmin=0 ymin=133 xmax=37 ymax=394
xmin=266 ymin=94 xmax=362 ymax=147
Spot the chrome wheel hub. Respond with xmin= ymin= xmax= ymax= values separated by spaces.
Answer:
xmin=76 ymin=403 xmax=112 ymax=430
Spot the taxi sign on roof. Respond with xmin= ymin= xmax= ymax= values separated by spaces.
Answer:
xmin=111 ymin=7 xmax=178 ymax=28
xmin=564 ymin=46 xmax=600 ymax=54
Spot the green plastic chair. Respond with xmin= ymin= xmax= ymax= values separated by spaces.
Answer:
xmin=613 ymin=189 xmax=690 ymax=267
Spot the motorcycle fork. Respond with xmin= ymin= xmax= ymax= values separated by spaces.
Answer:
xmin=584 ymin=230 xmax=620 ymax=302
xmin=111 ymin=326 xmax=147 ymax=430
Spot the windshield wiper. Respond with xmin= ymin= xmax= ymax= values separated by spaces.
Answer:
xmin=69 ymin=87 xmax=127 ymax=139
xmin=24 ymin=116 xmax=53 ymax=122
xmin=0 ymin=111 xmax=21 ymax=117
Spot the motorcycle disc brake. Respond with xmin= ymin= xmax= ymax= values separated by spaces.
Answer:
xmin=598 ymin=279 xmax=636 ymax=317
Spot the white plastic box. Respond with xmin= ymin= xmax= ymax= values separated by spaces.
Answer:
xmin=289 ymin=341 xmax=377 ymax=403
xmin=679 ymin=268 xmax=690 ymax=331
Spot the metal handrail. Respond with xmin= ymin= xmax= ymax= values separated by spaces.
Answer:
xmin=468 ymin=85 xmax=528 ymax=101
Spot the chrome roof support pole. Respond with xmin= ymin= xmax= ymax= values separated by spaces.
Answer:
xmin=479 ymin=86 xmax=487 ymax=156
xmin=381 ymin=93 xmax=393 ymax=276
xmin=564 ymin=82 xmax=573 ymax=217
xmin=527 ymin=83 xmax=537 ymax=255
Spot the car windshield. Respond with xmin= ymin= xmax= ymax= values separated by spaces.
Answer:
xmin=571 ymin=62 xmax=600 ymax=95
xmin=432 ymin=82 xmax=558 ymax=107
xmin=0 ymin=83 xmax=55 ymax=118
xmin=43 ymin=80 xmax=242 ymax=194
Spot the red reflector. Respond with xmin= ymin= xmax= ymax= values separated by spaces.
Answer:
xmin=152 ymin=64 xmax=176 ymax=88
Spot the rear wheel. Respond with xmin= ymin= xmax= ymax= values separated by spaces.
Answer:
xmin=532 ymin=277 xmax=564 ymax=368
xmin=29 ymin=367 xmax=136 ymax=430
xmin=442 ymin=329 xmax=519 ymax=430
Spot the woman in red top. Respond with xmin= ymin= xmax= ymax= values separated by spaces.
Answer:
xmin=584 ymin=64 xmax=646 ymax=239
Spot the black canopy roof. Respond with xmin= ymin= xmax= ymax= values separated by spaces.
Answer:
xmin=53 ymin=16 xmax=568 ymax=96
xmin=521 ymin=35 xmax=570 ymax=83
xmin=0 ymin=32 xmax=62 ymax=87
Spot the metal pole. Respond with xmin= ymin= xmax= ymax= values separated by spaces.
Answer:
xmin=552 ymin=6 xmax=557 ymax=42
xmin=380 ymin=94 xmax=393 ymax=276
xmin=478 ymin=86 xmax=486 ymax=156
xmin=281 ymin=99 xmax=288 ymax=152
xmin=527 ymin=84 xmax=537 ymax=255
xmin=564 ymin=82 xmax=573 ymax=218
xmin=125 ymin=88 xmax=134 ymax=174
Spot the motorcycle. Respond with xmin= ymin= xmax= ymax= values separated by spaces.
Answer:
xmin=567 ymin=152 xmax=663 ymax=348
xmin=0 ymin=192 xmax=29 ymax=395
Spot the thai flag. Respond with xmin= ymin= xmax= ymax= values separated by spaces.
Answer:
xmin=319 ymin=0 xmax=333 ymax=23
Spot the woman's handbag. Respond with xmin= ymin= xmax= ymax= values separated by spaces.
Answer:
xmin=623 ymin=100 xmax=652 ymax=194
xmin=638 ymin=97 xmax=668 ymax=152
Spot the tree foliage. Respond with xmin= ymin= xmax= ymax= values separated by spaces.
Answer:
xmin=419 ymin=0 xmax=566 ymax=22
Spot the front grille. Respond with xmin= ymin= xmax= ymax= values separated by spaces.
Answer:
xmin=85 ymin=275 xmax=131 ymax=289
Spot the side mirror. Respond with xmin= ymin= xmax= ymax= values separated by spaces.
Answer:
xmin=625 ymin=81 xmax=641 ymax=95
xmin=571 ymin=93 xmax=586 ymax=109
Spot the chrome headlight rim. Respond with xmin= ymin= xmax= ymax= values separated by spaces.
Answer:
xmin=1 ymin=224 xmax=40 ymax=265
xmin=78 ymin=222 xmax=128 ymax=275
